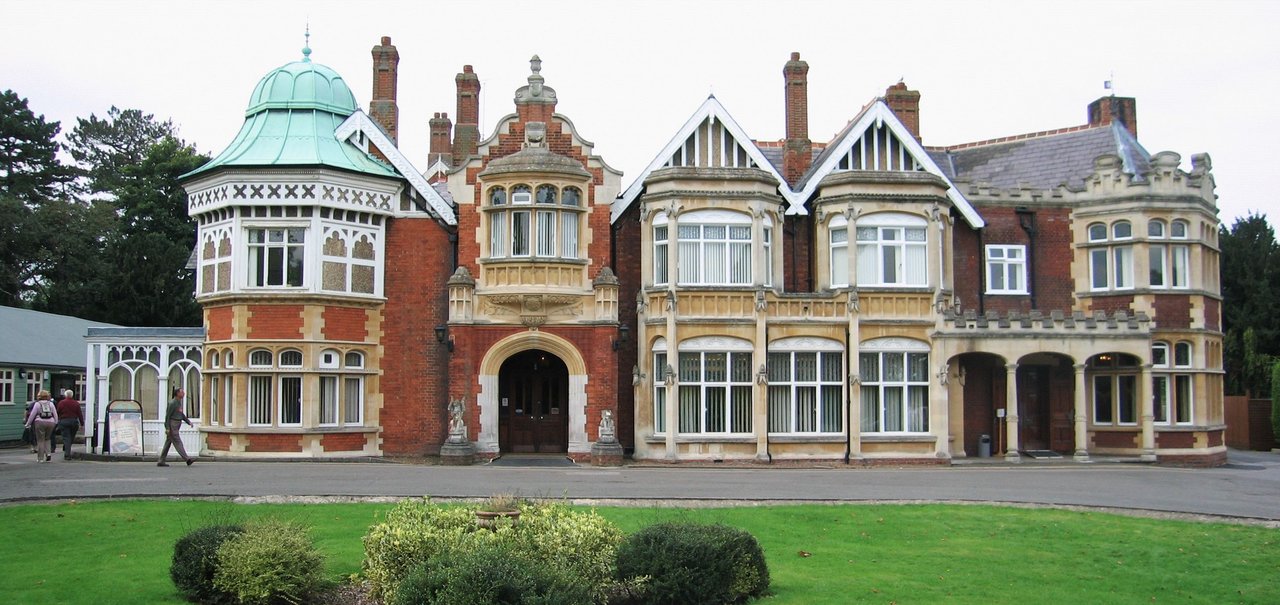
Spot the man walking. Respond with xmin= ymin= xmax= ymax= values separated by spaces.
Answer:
xmin=158 ymin=388 xmax=195 ymax=467
xmin=55 ymin=389 xmax=83 ymax=459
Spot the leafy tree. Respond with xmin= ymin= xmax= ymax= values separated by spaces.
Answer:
xmin=97 ymin=136 xmax=207 ymax=326
xmin=1272 ymin=361 xmax=1280 ymax=447
xmin=1220 ymin=213 xmax=1280 ymax=396
xmin=0 ymin=90 xmax=76 ymax=306
xmin=66 ymin=106 xmax=176 ymax=197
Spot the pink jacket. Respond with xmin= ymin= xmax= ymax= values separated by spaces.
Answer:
xmin=25 ymin=399 xmax=59 ymax=427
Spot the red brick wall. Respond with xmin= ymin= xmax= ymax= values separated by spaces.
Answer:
xmin=1155 ymin=431 xmax=1195 ymax=449
xmin=613 ymin=203 xmax=642 ymax=450
xmin=448 ymin=325 xmax=618 ymax=444
xmin=1151 ymin=294 xmax=1191 ymax=329
xmin=205 ymin=432 xmax=231 ymax=451
xmin=783 ymin=214 xmax=813 ymax=292
xmin=1093 ymin=431 xmax=1137 ymax=449
xmin=381 ymin=216 xmax=453 ymax=455
xmin=247 ymin=433 xmax=302 ymax=452
xmin=1204 ymin=298 xmax=1220 ymax=332
xmin=247 ymin=305 xmax=304 ymax=339
xmin=959 ymin=206 xmax=1075 ymax=315
xmin=321 ymin=432 xmax=368 ymax=452
xmin=1089 ymin=295 xmax=1134 ymax=314
xmin=323 ymin=306 xmax=369 ymax=342
xmin=206 ymin=306 xmax=234 ymax=341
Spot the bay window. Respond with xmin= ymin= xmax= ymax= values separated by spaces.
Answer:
xmin=247 ymin=227 xmax=305 ymax=287
xmin=768 ymin=339 xmax=844 ymax=434
xmin=1090 ymin=353 xmax=1139 ymax=425
xmin=667 ymin=337 xmax=753 ymax=435
xmin=1152 ymin=342 xmax=1193 ymax=425
xmin=859 ymin=339 xmax=930 ymax=433
xmin=1087 ymin=221 xmax=1134 ymax=291
xmin=486 ymin=183 xmax=583 ymax=261
xmin=855 ymin=214 xmax=928 ymax=287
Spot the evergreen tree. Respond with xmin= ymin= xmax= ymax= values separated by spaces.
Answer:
xmin=0 ymin=90 xmax=76 ymax=306
xmin=66 ymin=106 xmax=176 ymax=197
xmin=1220 ymin=213 xmax=1280 ymax=396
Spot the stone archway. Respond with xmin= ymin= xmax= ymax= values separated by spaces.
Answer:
xmin=476 ymin=331 xmax=588 ymax=455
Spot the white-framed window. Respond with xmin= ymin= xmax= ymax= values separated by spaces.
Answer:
xmin=1170 ymin=220 xmax=1189 ymax=239
xmin=985 ymin=245 xmax=1027 ymax=294
xmin=25 ymin=370 xmax=41 ymax=404
xmin=1152 ymin=342 xmax=1192 ymax=425
xmin=222 ymin=374 xmax=234 ymax=425
xmin=279 ymin=349 xmax=303 ymax=368
xmin=247 ymin=226 xmax=306 ymax=288
xmin=653 ymin=219 xmax=669 ymax=286
xmin=767 ymin=338 xmax=844 ymax=434
xmin=762 ymin=223 xmax=773 ymax=287
xmin=859 ymin=339 xmax=930 ymax=433
xmin=677 ymin=210 xmax=753 ymax=286
xmin=653 ymin=345 xmax=670 ymax=434
xmin=249 ymin=375 xmax=273 ymax=425
xmin=856 ymin=214 xmax=928 ymax=287
xmin=249 ymin=349 xmax=273 ymax=368
xmin=0 ymin=369 xmax=13 ymax=405
xmin=1150 ymin=219 xmax=1190 ymax=290
xmin=487 ymin=183 xmax=582 ymax=261
xmin=224 ymin=350 xmax=234 ymax=368
xmin=1087 ymin=220 xmax=1134 ymax=291
xmin=279 ymin=376 xmax=302 ymax=426
xmin=1090 ymin=353 xmax=1138 ymax=425
xmin=209 ymin=375 xmax=222 ymax=425
xmin=830 ymin=216 xmax=849 ymax=287
xmin=320 ymin=351 xmax=365 ymax=427
xmin=668 ymin=336 xmax=753 ymax=434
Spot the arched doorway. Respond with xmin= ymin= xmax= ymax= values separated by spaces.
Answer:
xmin=498 ymin=349 xmax=569 ymax=453
xmin=1016 ymin=352 xmax=1075 ymax=453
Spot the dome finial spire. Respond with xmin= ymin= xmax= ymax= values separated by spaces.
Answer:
xmin=302 ymin=23 xmax=312 ymax=62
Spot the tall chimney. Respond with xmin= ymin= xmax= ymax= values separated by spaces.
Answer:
xmin=782 ymin=52 xmax=811 ymax=186
xmin=429 ymin=112 xmax=453 ymax=168
xmin=369 ymin=36 xmax=399 ymax=148
xmin=884 ymin=82 xmax=921 ymax=142
xmin=1087 ymin=96 xmax=1138 ymax=138
xmin=453 ymin=65 xmax=481 ymax=166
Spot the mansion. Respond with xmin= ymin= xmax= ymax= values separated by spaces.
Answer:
xmin=86 ymin=38 xmax=1225 ymax=466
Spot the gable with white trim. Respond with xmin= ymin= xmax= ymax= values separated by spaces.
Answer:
xmin=613 ymin=96 xmax=792 ymax=223
xmin=795 ymin=101 xmax=984 ymax=228
xmin=335 ymin=111 xmax=457 ymax=225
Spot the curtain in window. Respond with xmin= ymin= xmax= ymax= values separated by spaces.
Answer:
xmin=1091 ymin=249 xmax=1109 ymax=289
xmin=537 ymin=210 xmax=556 ymax=256
xmin=860 ymin=386 xmax=879 ymax=432
xmin=821 ymin=385 xmax=842 ymax=432
xmin=768 ymin=385 xmax=790 ymax=432
xmin=1152 ymin=375 xmax=1168 ymax=423
xmin=1149 ymin=245 xmax=1166 ymax=287
xmin=1174 ymin=375 xmax=1192 ymax=423
xmin=490 ymin=214 xmax=506 ymax=257
xmin=678 ymin=386 xmax=699 ymax=433
xmin=731 ymin=385 xmax=752 ymax=433
xmin=280 ymin=377 xmax=302 ymax=425
xmin=512 ymin=211 xmax=530 ymax=256
xmin=654 ymin=226 xmax=668 ymax=285
xmin=1094 ymin=375 xmax=1113 ymax=423
xmin=794 ymin=386 xmax=816 ymax=432
xmin=344 ymin=377 xmax=362 ymax=424
xmin=1171 ymin=246 xmax=1189 ymax=287
xmin=209 ymin=376 xmax=221 ymax=424
xmin=1113 ymin=246 xmax=1133 ymax=288
xmin=831 ymin=228 xmax=848 ymax=286
xmin=250 ymin=376 xmax=272 ymax=425
xmin=560 ymin=213 xmax=578 ymax=259
xmin=678 ymin=238 xmax=700 ymax=284
xmin=654 ymin=385 xmax=667 ymax=433
xmin=1117 ymin=375 xmax=1136 ymax=423
xmin=730 ymin=241 xmax=751 ymax=284
xmin=857 ymin=242 xmax=877 ymax=286
xmin=907 ymin=386 xmax=928 ymax=432
xmin=320 ymin=376 xmax=338 ymax=424
xmin=704 ymin=236 xmax=727 ymax=283
xmin=905 ymin=228 xmax=927 ymax=285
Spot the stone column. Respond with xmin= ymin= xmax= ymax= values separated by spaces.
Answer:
xmin=1073 ymin=363 xmax=1090 ymax=461
xmin=1140 ymin=363 xmax=1156 ymax=462
xmin=1004 ymin=362 xmax=1021 ymax=462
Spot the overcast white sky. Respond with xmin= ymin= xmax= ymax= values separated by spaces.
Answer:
xmin=3 ymin=0 xmax=1275 ymax=229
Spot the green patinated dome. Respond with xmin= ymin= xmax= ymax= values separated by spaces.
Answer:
xmin=184 ymin=47 xmax=397 ymax=180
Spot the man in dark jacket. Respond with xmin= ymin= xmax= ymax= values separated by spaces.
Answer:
xmin=55 ymin=390 xmax=83 ymax=459
xmin=158 ymin=388 xmax=195 ymax=467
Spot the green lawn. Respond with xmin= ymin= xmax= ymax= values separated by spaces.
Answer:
xmin=0 ymin=500 xmax=1275 ymax=604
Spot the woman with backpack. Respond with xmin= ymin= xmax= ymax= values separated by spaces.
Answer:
xmin=24 ymin=390 xmax=59 ymax=462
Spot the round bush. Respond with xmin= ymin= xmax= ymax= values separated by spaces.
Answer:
xmin=394 ymin=542 xmax=595 ymax=605
xmin=170 ymin=524 xmax=244 ymax=604
xmin=615 ymin=522 xmax=769 ymax=605
xmin=213 ymin=519 xmax=327 ymax=605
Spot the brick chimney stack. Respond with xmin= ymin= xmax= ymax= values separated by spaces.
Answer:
xmin=884 ymin=82 xmax=921 ymax=142
xmin=370 ymin=36 xmax=399 ymax=151
xmin=1087 ymin=96 xmax=1138 ymax=138
xmin=782 ymin=52 xmax=811 ymax=186
xmin=429 ymin=112 xmax=454 ymax=168
xmin=453 ymin=65 xmax=481 ymax=166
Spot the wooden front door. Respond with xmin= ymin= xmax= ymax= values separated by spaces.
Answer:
xmin=1018 ymin=365 xmax=1051 ymax=451
xmin=498 ymin=350 xmax=569 ymax=453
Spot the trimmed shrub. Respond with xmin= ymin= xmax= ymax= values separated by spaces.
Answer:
xmin=1271 ymin=361 xmax=1280 ymax=446
xmin=615 ymin=522 xmax=769 ymax=605
xmin=213 ymin=519 xmax=326 ymax=605
xmin=363 ymin=498 xmax=623 ymax=604
xmin=170 ymin=524 xmax=244 ymax=604
xmin=393 ymin=542 xmax=595 ymax=605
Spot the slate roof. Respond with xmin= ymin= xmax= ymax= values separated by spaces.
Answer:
xmin=0 ymin=307 xmax=120 ymax=369
xmin=926 ymin=122 xmax=1151 ymax=192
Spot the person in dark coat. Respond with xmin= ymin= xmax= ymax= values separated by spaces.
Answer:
xmin=55 ymin=389 xmax=83 ymax=459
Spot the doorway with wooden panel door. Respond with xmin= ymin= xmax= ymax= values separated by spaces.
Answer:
xmin=497 ymin=349 xmax=569 ymax=453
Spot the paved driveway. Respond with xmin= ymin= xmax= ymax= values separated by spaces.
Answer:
xmin=2 ymin=447 xmax=1277 ymax=522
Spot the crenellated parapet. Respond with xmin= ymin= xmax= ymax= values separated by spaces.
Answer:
xmin=940 ymin=308 xmax=1151 ymax=334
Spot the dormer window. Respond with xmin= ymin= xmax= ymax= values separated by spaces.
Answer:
xmin=486 ymin=182 xmax=583 ymax=261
